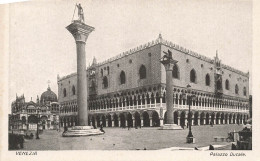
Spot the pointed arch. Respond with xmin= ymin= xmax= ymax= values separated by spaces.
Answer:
xmin=190 ymin=69 xmax=196 ymax=83
xmin=243 ymin=87 xmax=247 ymax=96
xmin=139 ymin=65 xmax=147 ymax=79
xmin=172 ymin=64 xmax=180 ymax=79
xmin=63 ymin=88 xmax=67 ymax=97
xmin=235 ymin=84 xmax=239 ymax=94
xmin=72 ymin=85 xmax=76 ymax=95
xmin=205 ymin=74 xmax=210 ymax=86
xmin=120 ymin=71 xmax=126 ymax=84
xmin=102 ymin=76 xmax=108 ymax=88
xmin=225 ymin=79 xmax=230 ymax=90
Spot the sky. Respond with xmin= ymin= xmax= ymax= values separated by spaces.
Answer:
xmin=9 ymin=0 xmax=252 ymax=109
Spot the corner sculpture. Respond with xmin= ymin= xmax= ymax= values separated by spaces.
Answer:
xmin=62 ymin=4 xmax=104 ymax=137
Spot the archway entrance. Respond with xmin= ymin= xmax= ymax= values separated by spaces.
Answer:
xmin=152 ymin=111 xmax=160 ymax=127
xmin=200 ymin=112 xmax=205 ymax=125
xmin=142 ymin=112 xmax=150 ymax=127
xmin=225 ymin=114 xmax=228 ymax=124
xmin=180 ymin=111 xmax=185 ymax=127
xmin=229 ymin=114 xmax=232 ymax=124
xmin=174 ymin=111 xmax=178 ymax=125
xmin=216 ymin=113 xmax=220 ymax=124
xmin=119 ymin=114 xmax=126 ymax=128
xmin=96 ymin=116 xmax=100 ymax=127
xmin=134 ymin=112 xmax=141 ymax=127
xmin=220 ymin=113 xmax=224 ymax=124
xmin=91 ymin=117 xmax=95 ymax=127
xmin=113 ymin=114 xmax=119 ymax=127
xmin=233 ymin=115 xmax=236 ymax=124
xmin=236 ymin=114 xmax=240 ymax=125
xmin=206 ymin=113 xmax=209 ymax=125
xmin=127 ymin=113 xmax=133 ymax=127
xmin=107 ymin=114 xmax=112 ymax=127
xmin=194 ymin=112 xmax=199 ymax=125
xmin=211 ymin=113 xmax=215 ymax=124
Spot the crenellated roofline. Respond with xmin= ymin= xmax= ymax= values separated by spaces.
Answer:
xmin=59 ymin=34 xmax=249 ymax=81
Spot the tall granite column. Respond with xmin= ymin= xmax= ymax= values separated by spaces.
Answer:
xmin=164 ymin=62 xmax=175 ymax=124
xmin=66 ymin=21 xmax=94 ymax=126
xmin=160 ymin=50 xmax=181 ymax=130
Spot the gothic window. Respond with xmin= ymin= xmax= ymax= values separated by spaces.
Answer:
xmin=205 ymin=74 xmax=210 ymax=86
xmin=216 ymin=75 xmax=222 ymax=90
xmin=139 ymin=65 xmax=146 ymax=79
xmin=243 ymin=87 xmax=247 ymax=96
xmin=102 ymin=76 xmax=108 ymax=88
xmin=91 ymin=80 xmax=95 ymax=91
xmin=72 ymin=85 xmax=76 ymax=95
xmin=190 ymin=69 xmax=196 ymax=83
xmin=120 ymin=71 xmax=126 ymax=84
xmin=101 ymin=69 xmax=103 ymax=77
xmin=172 ymin=64 xmax=179 ymax=79
xmin=63 ymin=88 xmax=67 ymax=97
xmin=225 ymin=79 xmax=230 ymax=90
xmin=235 ymin=84 xmax=239 ymax=94
xmin=107 ymin=66 xmax=110 ymax=75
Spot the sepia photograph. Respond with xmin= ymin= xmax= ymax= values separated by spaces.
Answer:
xmin=1 ymin=0 xmax=259 ymax=160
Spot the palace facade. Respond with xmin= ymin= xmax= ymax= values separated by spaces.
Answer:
xmin=10 ymin=86 xmax=60 ymax=131
xmin=58 ymin=34 xmax=250 ymax=128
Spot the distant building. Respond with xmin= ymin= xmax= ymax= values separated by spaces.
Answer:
xmin=9 ymin=86 xmax=60 ymax=131
xmin=58 ymin=34 xmax=250 ymax=128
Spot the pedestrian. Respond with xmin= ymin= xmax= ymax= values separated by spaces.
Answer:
xmin=210 ymin=121 xmax=213 ymax=127
xmin=209 ymin=144 xmax=214 ymax=150
xmin=186 ymin=122 xmax=189 ymax=128
xmin=128 ymin=123 xmax=130 ymax=130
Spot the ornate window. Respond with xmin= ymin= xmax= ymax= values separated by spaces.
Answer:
xmin=139 ymin=65 xmax=146 ymax=79
xmin=243 ymin=87 xmax=247 ymax=96
xmin=120 ymin=71 xmax=126 ymax=84
xmin=225 ymin=79 xmax=230 ymax=90
xmin=102 ymin=76 xmax=108 ymax=88
xmin=72 ymin=85 xmax=76 ymax=95
xmin=172 ymin=64 xmax=179 ymax=79
xmin=205 ymin=74 xmax=210 ymax=86
xmin=63 ymin=88 xmax=67 ymax=97
xmin=190 ymin=69 xmax=196 ymax=83
xmin=235 ymin=84 xmax=239 ymax=94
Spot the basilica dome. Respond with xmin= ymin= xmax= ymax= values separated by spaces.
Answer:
xmin=40 ymin=87 xmax=58 ymax=103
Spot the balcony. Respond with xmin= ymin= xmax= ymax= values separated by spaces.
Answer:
xmin=89 ymin=103 xmax=249 ymax=114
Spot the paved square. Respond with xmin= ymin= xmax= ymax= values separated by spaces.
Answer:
xmin=22 ymin=124 xmax=244 ymax=150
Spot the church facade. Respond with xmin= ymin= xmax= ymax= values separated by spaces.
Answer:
xmin=58 ymin=35 xmax=250 ymax=128
xmin=10 ymin=87 xmax=60 ymax=131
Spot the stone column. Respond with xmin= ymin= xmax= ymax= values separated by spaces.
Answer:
xmin=106 ymin=119 xmax=108 ymax=127
xmin=141 ymin=119 xmax=144 ymax=127
xmin=150 ymin=119 xmax=153 ymax=127
xmin=112 ymin=120 xmax=115 ymax=127
xmin=203 ymin=118 xmax=206 ymax=125
xmin=67 ymin=21 xmax=94 ymax=126
xmin=118 ymin=120 xmax=121 ymax=127
xmin=160 ymin=58 xmax=178 ymax=124
xmin=177 ymin=117 xmax=180 ymax=125
xmin=198 ymin=117 xmax=200 ymax=126
xmin=160 ymin=119 xmax=164 ymax=126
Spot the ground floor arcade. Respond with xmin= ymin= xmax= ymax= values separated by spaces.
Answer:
xmin=60 ymin=110 xmax=249 ymax=128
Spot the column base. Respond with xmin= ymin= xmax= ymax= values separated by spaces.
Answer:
xmin=62 ymin=126 xmax=104 ymax=137
xmin=186 ymin=136 xmax=196 ymax=143
xmin=159 ymin=124 xmax=182 ymax=130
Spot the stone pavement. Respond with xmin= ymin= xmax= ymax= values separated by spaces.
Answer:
xmin=22 ymin=124 xmax=243 ymax=150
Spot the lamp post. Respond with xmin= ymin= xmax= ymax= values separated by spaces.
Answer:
xmin=185 ymin=84 xmax=196 ymax=143
xmin=36 ymin=108 xmax=40 ymax=139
